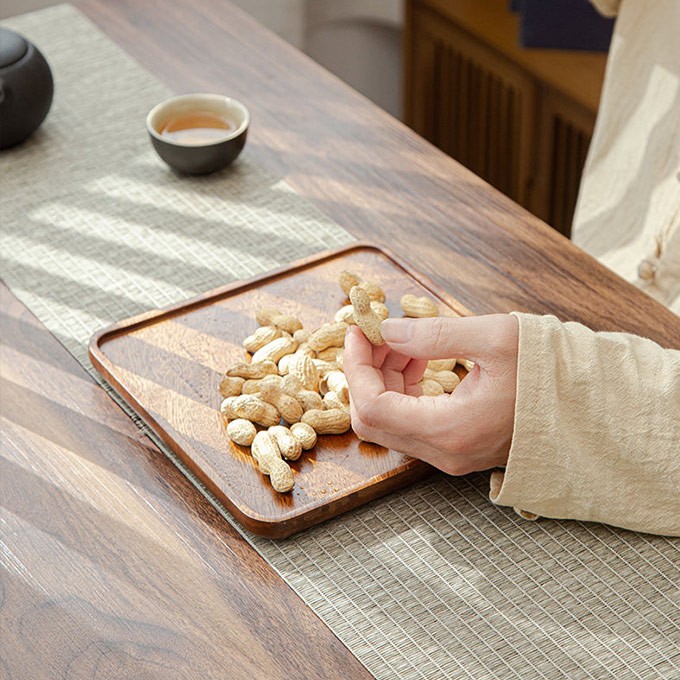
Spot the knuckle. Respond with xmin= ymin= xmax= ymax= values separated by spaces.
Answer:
xmin=428 ymin=316 xmax=452 ymax=350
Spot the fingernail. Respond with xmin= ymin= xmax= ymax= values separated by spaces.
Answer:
xmin=381 ymin=319 xmax=413 ymax=343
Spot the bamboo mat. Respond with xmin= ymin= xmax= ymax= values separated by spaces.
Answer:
xmin=1 ymin=6 xmax=679 ymax=679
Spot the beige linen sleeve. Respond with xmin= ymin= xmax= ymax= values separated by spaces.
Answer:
xmin=589 ymin=0 xmax=621 ymax=17
xmin=489 ymin=313 xmax=680 ymax=536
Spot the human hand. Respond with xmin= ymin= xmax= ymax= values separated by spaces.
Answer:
xmin=343 ymin=314 xmax=519 ymax=475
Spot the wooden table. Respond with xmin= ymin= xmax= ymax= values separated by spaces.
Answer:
xmin=1 ymin=1 xmax=678 ymax=678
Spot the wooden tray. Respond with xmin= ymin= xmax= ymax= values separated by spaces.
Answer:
xmin=89 ymin=243 xmax=471 ymax=538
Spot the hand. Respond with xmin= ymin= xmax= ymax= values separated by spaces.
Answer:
xmin=343 ymin=314 xmax=519 ymax=475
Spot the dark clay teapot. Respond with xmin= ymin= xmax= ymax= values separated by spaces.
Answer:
xmin=0 ymin=27 xmax=54 ymax=149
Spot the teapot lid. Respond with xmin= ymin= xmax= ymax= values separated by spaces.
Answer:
xmin=0 ymin=28 xmax=29 ymax=69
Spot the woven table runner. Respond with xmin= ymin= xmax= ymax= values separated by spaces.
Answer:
xmin=2 ymin=6 xmax=679 ymax=679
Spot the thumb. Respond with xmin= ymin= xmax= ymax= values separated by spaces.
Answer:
xmin=380 ymin=314 xmax=517 ymax=364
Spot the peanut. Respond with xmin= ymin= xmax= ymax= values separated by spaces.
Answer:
xmin=256 ymin=308 xmax=303 ymax=334
xmin=290 ymin=353 xmax=319 ymax=392
xmin=226 ymin=419 xmax=257 ymax=446
xmin=296 ymin=343 xmax=314 ymax=357
xmin=350 ymin=286 xmax=384 ymax=346
xmin=277 ymin=353 xmax=296 ymax=375
xmin=219 ymin=376 xmax=245 ymax=398
xmin=323 ymin=391 xmax=348 ymax=411
xmin=280 ymin=373 xmax=305 ymax=398
xmin=268 ymin=457 xmax=295 ymax=493
xmin=293 ymin=328 xmax=310 ymax=344
xmin=419 ymin=379 xmax=445 ymax=396
xmin=317 ymin=346 xmax=343 ymax=363
xmin=312 ymin=358 xmax=340 ymax=377
xmin=302 ymin=408 xmax=351 ymax=434
xmin=290 ymin=422 xmax=317 ymax=450
xmin=241 ymin=374 xmax=283 ymax=395
xmin=322 ymin=370 xmax=349 ymax=404
xmin=227 ymin=361 xmax=278 ymax=380
xmin=308 ymin=322 xmax=348 ymax=353
xmin=251 ymin=336 xmax=297 ymax=364
xmin=358 ymin=281 xmax=386 ymax=303
xmin=427 ymin=358 xmax=457 ymax=372
xmin=458 ymin=358 xmax=475 ymax=372
xmin=220 ymin=396 xmax=238 ymax=420
xmin=259 ymin=382 xmax=303 ymax=424
xmin=243 ymin=325 xmax=282 ymax=353
xmin=339 ymin=270 xmax=361 ymax=296
xmin=423 ymin=368 xmax=460 ymax=393
xmin=400 ymin=293 xmax=439 ymax=318
xmin=334 ymin=305 xmax=356 ymax=325
xmin=337 ymin=301 xmax=389 ymax=324
xmin=269 ymin=425 xmax=303 ymax=461
xmin=251 ymin=430 xmax=282 ymax=474
xmin=297 ymin=390 xmax=325 ymax=412
xmin=370 ymin=301 xmax=390 ymax=321
xmin=230 ymin=394 xmax=281 ymax=427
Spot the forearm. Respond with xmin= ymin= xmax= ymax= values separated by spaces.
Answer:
xmin=490 ymin=313 xmax=680 ymax=536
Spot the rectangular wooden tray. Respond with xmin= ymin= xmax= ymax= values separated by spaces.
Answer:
xmin=89 ymin=243 xmax=471 ymax=538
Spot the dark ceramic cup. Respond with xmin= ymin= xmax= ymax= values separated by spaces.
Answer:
xmin=0 ymin=27 xmax=54 ymax=149
xmin=146 ymin=94 xmax=249 ymax=174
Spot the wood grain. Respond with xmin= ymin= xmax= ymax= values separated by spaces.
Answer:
xmin=3 ymin=1 xmax=680 ymax=675
xmin=0 ymin=282 xmax=373 ymax=679
xmin=89 ymin=244 xmax=468 ymax=537
xmin=74 ymin=0 xmax=680 ymax=350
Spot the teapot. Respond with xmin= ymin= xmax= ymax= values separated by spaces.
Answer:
xmin=0 ymin=27 xmax=54 ymax=149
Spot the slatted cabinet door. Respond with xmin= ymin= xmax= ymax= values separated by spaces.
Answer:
xmin=406 ymin=3 xmax=537 ymax=206
xmin=404 ymin=0 xmax=602 ymax=236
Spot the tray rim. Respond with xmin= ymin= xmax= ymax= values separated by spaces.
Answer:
xmin=88 ymin=241 xmax=473 ymax=537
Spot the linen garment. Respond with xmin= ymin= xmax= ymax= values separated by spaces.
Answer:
xmin=490 ymin=313 xmax=680 ymax=536
xmin=572 ymin=0 xmax=680 ymax=313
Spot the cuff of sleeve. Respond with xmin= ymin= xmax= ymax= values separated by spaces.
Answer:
xmin=488 ymin=312 xmax=565 ymax=519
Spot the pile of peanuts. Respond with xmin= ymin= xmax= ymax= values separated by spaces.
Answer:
xmin=219 ymin=270 xmax=470 ymax=493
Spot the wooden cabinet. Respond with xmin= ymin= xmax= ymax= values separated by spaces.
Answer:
xmin=404 ymin=0 xmax=608 ymax=237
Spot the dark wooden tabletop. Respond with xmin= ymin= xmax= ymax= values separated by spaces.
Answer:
xmin=2 ymin=0 xmax=679 ymax=678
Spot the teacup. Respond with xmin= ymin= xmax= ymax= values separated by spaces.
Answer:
xmin=146 ymin=93 xmax=249 ymax=174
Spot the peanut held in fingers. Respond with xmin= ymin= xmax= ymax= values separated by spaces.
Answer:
xmin=350 ymin=286 xmax=384 ymax=346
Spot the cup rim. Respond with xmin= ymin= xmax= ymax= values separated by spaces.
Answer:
xmin=146 ymin=93 xmax=250 ymax=148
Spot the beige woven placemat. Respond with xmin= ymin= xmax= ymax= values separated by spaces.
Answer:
xmin=2 ymin=6 xmax=679 ymax=679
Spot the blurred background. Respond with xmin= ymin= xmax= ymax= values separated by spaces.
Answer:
xmin=3 ymin=0 xmax=613 ymax=237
